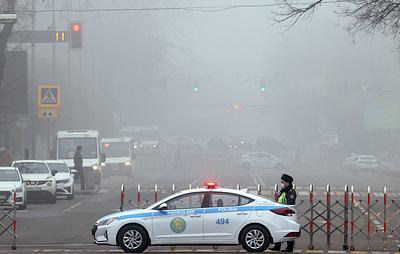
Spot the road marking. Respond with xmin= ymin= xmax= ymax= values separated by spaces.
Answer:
xmin=63 ymin=202 xmax=83 ymax=212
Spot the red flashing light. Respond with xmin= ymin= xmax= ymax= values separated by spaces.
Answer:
xmin=72 ymin=24 xmax=81 ymax=32
xmin=270 ymin=207 xmax=295 ymax=216
xmin=205 ymin=182 xmax=217 ymax=188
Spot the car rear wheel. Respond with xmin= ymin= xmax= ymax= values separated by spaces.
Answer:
xmin=241 ymin=225 xmax=270 ymax=252
xmin=242 ymin=162 xmax=251 ymax=170
xmin=118 ymin=225 xmax=148 ymax=253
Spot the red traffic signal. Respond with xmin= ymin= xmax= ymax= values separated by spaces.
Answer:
xmin=70 ymin=21 xmax=82 ymax=49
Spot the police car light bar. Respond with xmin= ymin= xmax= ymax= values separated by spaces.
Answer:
xmin=205 ymin=182 xmax=217 ymax=188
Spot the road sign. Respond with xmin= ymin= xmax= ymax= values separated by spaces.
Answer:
xmin=38 ymin=108 xmax=60 ymax=119
xmin=38 ymin=85 xmax=60 ymax=107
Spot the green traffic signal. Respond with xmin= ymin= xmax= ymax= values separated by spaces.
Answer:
xmin=260 ymin=87 xmax=265 ymax=92
xmin=194 ymin=87 xmax=199 ymax=92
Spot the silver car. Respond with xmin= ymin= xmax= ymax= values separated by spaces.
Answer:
xmin=237 ymin=152 xmax=290 ymax=170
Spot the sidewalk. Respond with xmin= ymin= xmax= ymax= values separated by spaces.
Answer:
xmin=73 ymin=182 xmax=100 ymax=195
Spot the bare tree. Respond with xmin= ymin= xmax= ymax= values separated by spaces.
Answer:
xmin=273 ymin=0 xmax=400 ymax=47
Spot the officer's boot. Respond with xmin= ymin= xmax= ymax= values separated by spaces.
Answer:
xmin=268 ymin=242 xmax=281 ymax=251
xmin=281 ymin=241 xmax=294 ymax=252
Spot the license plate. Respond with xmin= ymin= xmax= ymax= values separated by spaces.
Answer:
xmin=0 ymin=195 xmax=6 ymax=200
xmin=28 ymin=187 xmax=41 ymax=191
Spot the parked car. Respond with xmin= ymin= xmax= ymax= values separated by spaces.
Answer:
xmin=45 ymin=160 xmax=76 ymax=200
xmin=11 ymin=160 xmax=58 ymax=204
xmin=92 ymin=182 xmax=301 ymax=253
xmin=207 ymin=136 xmax=237 ymax=149
xmin=255 ymin=136 xmax=289 ymax=152
xmin=341 ymin=155 xmax=379 ymax=173
xmin=226 ymin=135 xmax=253 ymax=150
xmin=236 ymin=152 xmax=290 ymax=170
xmin=160 ymin=136 xmax=206 ymax=150
xmin=0 ymin=167 xmax=27 ymax=210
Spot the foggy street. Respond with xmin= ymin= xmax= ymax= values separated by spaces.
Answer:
xmin=2 ymin=0 xmax=400 ymax=253
xmin=1 ymin=151 xmax=400 ymax=253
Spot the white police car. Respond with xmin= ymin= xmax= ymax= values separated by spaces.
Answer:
xmin=92 ymin=182 xmax=300 ymax=253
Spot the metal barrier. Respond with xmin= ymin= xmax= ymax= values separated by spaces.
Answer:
xmin=0 ymin=189 xmax=17 ymax=250
xmin=119 ymin=183 xmax=400 ymax=251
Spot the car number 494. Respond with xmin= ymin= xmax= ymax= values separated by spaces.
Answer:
xmin=216 ymin=218 xmax=229 ymax=225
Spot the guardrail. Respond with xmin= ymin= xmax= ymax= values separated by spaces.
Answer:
xmin=119 ymin=183 xmax=400 ymax=251
xmin=0 ymin=188 xmax=17 ymax=250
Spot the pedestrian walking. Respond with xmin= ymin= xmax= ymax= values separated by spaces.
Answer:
xmin=74 ymin=145 xmax=85 ymax=190
xmin=269 ymin=173 xmax=297 ymax=252
xmin=0 ymin=147 xmax=13 ymax=166
xmin=174 ymin=148 xmax=182 ymax=169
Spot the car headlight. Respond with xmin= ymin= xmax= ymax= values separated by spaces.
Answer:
xmin=92 ymin=164 xmax=99 ymax=170
xmin=125 ymin=161 xmax=131 ymax=166
xmin=15 ymin=186 xmax=23 ymax=192
xmin=101 ymin=162 xmax=106 ymax=166
xmin=98 ymin=217 xmax=117 ymax=226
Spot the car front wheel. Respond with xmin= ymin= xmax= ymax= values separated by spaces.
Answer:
xmin=118 ymin=225 xmax=148 ymax=253
xmin=241 ymin=225 xmax=270 ymax=252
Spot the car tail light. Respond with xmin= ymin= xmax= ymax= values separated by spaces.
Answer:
xmin=284 ymin=232 xmax=301 ymax=237
xmin=270 ymin=207 xmax=295 ymax=216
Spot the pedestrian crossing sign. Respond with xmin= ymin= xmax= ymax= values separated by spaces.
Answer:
xmin=38 ymin=85 xmax=60 ymax=107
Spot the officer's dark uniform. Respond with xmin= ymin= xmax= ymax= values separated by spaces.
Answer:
xmin=270 ymin=174 xmax=297 ymax=252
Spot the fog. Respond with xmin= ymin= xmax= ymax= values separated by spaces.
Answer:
xmin=8 ymin=0 xmax=400 ymax=158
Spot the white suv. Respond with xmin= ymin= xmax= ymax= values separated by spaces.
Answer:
xmin=0 ymin=167 xmax=27 ymax=210
xmin=12 ymin=160 xmax=57 ymax=204
xmin=45 ymin=160 xmax=75 ymax=200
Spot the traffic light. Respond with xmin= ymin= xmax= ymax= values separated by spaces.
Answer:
xmin=260 ymin=80 xmax=266 ymax=92
xmin=193 ymin=80 xmax=199 ymax=92
xmin=70 ymin=21 xmax=82 ymax=49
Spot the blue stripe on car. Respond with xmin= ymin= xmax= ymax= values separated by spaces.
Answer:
xmin=113 ymin=205 xmax=288 ymax=221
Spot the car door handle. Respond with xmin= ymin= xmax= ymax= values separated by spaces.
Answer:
xmin=190 ymin=214 xmax=202 ymax=217
xmin=236 ymin=212 xmax=248 ymax=215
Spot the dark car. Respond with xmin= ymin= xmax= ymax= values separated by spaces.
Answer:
xmin=207 ymin=136 xmax=236 ymax=149
xmin=255 ymin=136 xmax=289 ymax=152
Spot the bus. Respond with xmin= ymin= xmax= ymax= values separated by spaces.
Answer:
xmin=118 ymin=125 xmax=159 ymax=151
xmin=101 ymin=137 xmax=135 ymax=177
xmin=55 ymin=130 xmax=105 ymax=186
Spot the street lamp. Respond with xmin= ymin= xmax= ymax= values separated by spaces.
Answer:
xmin=0 ymin=14 xmax=17 ymax=24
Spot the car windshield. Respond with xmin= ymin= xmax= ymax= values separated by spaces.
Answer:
xmin=102 ymin=142 xmax=130 ymax=157
xmin=0 ymin=170 xmax=20 ymax=181
xmin=359 ymin=156 xmax=376 ymax=161
xmin=46 ymin=163 xmax=69 ymax=173
xmin=14 ymin=162 xmax=49 ymax=174
xmin=58 ymin=137 xmax=98 ymax=159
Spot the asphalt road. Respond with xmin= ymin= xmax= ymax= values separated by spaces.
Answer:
xmin=0 ymin=150 xmax=399 ymax=253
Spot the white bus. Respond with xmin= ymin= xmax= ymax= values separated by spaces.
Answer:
xmin=101 ymin=137 xmax=135 ymax=177
xmin=118 ymin=125 xmax=159 ymax=151
xmin=55 ymin=130 xmax=105 ymax=186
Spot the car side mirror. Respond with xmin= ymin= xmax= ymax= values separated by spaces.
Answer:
xmin=51 ymin=169 xmax=58 ymax=176
xmin=158 ymin=203 xmax=168 ymax=210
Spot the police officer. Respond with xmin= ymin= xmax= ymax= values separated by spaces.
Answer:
xmin=74 ymin=145 xmax=84 ymax=190
xmin=269 ymin=173 xmax=297 ymax=252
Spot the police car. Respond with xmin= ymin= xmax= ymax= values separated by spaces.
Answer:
xmin=92 ymin=182 xmax=301 ymax=253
